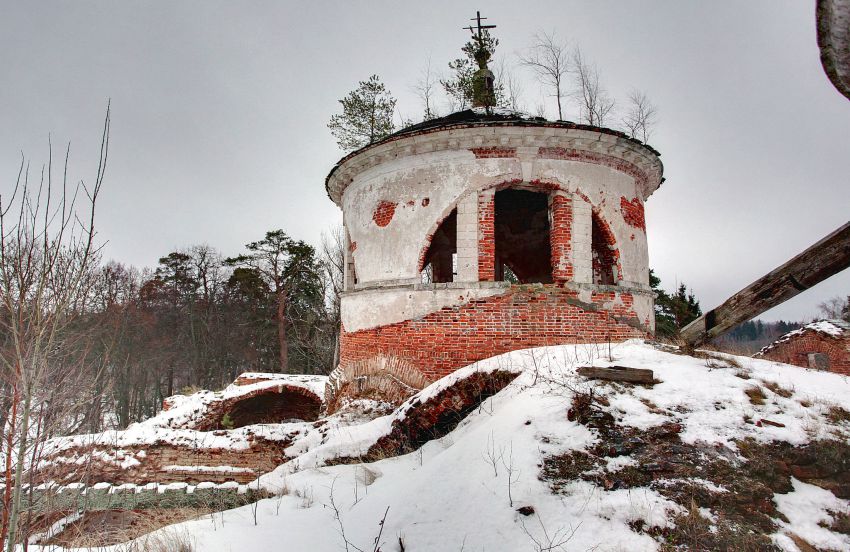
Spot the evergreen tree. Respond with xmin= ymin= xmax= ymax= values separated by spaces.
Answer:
xmin=441 ymin=30 xmax=504 ymax=110
xmin=649 ymin=269 xmax=702 ymax=339
xmin=328 ymin=75 xmax=396 ymax=152
xmin=225 ymin=230 xmax=325 ymax=373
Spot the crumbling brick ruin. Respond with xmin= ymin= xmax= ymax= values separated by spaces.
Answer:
xmin=325 ymin=110 xmax=664 ymax=407
xmin=756 ymin=320 xmax=850 ymax=375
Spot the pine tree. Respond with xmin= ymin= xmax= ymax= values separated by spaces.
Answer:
xmin=225 ymin=230 xmax=324 ymax=373
xmin=441 ymin=30 xmax=504 ymax=110
xmin=649 ymin=269 xmax=702 ymax=339
xmin=328 ymin=75 xmax=396 ymax=152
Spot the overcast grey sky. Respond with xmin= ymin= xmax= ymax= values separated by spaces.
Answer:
xmin=1 ymin=1 xmax=848 ymax=322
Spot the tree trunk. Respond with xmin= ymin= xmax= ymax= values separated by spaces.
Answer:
xmin=6 ymin=387 xmax=32 ymax=552
xmin=277 ymin=288 xmax=288 ymax=373
xmin=0 ymin=378 xmax=20 ymax=547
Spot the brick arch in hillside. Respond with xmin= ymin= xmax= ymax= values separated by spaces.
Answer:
xmin=194 ymin=385 xmax=323 ymax=431
xmin=325 ymin=354 xmax=434 ymax=414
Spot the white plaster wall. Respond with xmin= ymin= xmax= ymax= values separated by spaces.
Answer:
xmin=342 ymin=151 xmax=521 ymax=284
xmin=341 ymin=285 xmax=508 ymax=332
xmin=336 ymin=126 xmax=658 ymax=288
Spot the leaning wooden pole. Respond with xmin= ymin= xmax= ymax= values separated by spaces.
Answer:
xmin=680 ymin=221 xmax=850 ymax=348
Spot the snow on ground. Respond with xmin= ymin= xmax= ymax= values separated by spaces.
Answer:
xmin=28 ymin=340 xmax=850 ymax=551
xmin=774 ymin=478 xmax=850 ymax=551
xmin=39 ymin=374 xmax=328 ymax=460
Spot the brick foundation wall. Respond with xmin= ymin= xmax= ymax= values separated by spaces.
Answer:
xmin=758 ymin=332 xmax=850 ymax=376
xmin=37 ymin=438 xmax=290 ymax=487
xmin=339 ymin=285 xmax=649 ymax=381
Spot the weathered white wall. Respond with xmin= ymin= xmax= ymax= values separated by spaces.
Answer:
xmin=329 ymin=124 xmax=662 ymax=327
xmin=341 ymin=284 xmax=508 ymax=333
xmin=343 ymin=151 xmax=649 ymax=287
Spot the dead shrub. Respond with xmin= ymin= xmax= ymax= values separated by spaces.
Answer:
xmin=761 ymin=380 xmax=793 ymax=398
xmin=826 ymin=405 xmax=850 ymax=424
xmin=745 ymin=386 xmax=767 ymax=405
xmin=46 ymin=509 xmax=205 ymax=548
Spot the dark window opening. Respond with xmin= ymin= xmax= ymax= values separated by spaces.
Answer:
xmin=223 ymin=390 xmax=321 ymax=429
xmin=421 ymin=209 xmax=457 ymax=284
xmin=807 ymin=352 xmax=830 ymax=370
xmin=494 ymin=189 xmax=552 ymax=284
xmin=591 ymin=212 xmax=618 ymax=285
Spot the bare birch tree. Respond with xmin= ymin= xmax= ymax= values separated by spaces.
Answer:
xmin=413 ymin=58 xmax=440 ymax=121
xmin=621 ymin=89 xmax=658 ymax=143
xmin=520 ymin=31 xmax=571 ymax=120
xmin=571 ymin=48 xmax=615 ymax=126
xmin=0 ymin=106 xmax=109 ymax=550
xmin=320 ymin=226 xmax=345 ymax=369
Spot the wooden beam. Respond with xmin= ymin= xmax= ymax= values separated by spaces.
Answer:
xmin=680 ymin=221 xmax=850 ymax=347
xmin=577 ymin=366 xmax=655 ymax=384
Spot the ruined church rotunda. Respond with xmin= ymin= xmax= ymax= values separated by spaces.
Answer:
xmin=325 ymin=108 xmax=664 ymax=407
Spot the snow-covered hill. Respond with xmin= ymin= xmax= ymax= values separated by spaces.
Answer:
xmin=31 ymin=340 xmax=850 ymax=551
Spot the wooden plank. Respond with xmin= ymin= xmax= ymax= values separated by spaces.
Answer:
xmin=577 ymin=365 xmax=655 ymax=384
xmin=680 ymin=221 xmax=850 ymax=347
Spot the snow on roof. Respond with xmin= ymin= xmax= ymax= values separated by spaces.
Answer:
xmin=757 ymin=319 xmax=849 ymax=356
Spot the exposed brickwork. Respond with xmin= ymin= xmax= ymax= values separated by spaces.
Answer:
xmin=192 ymin=385 xmax=322 ymax=431
xmin=619 ymin=196 xmax=646 ymax=231
xmin=339 ymin=285 xmax=649 ymax=381
xmin=470 ymin=146 xmax=517 ymax=158
xmin=538 ymin=147 xmax=650 ymax=191
xmin=372 ymin=200 xmax=398 ymax=227
xmin=325 ymin=355 xmax=433 ymax=414
xmin=757 ymin=331 xmax=850 ymax=376
xmin=550 ymin=194 xmax=573 ymax=283
xmin=591 ymin=213 xmax=622 ymax=285
xmin=36 ymin=438 xmax=292 ymax=487
xmin=478 ymin=192 xmax=496 ymax=281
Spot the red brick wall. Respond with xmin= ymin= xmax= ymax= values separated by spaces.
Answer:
xmin=478 ymin=191 xmax=495 ymax=281
xmin=339 ymin=285 xmax=649 ymax=381
xmin=470 ymin=147 xmax=517 ymax=158
xmin=620 ymin=196 xmax=646 ymax=231
xmin=550 ymin=194 xmax=573 ymax=283
xmin=372 ymin=200 xmax=398 ymax=227
xmin=37 ymin=439 xmax=289 ymax=486
xmin=758 ymin=332 xmax=850 ymax=376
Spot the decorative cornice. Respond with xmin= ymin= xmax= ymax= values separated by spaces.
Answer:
xmin=325 ymin=124 xmax=664 ymax=205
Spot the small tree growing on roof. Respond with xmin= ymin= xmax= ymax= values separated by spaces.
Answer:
xmin=328 ymin=74 xmax=396 ymax=152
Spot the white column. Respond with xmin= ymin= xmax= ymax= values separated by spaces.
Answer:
xmin=571 ymin=199 xmax=593 ymax=284
xmin=454 ymin=193 xmax=479 ymax=282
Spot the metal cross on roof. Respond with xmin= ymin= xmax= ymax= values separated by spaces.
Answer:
xmin=464 ymin=10 xmax=496 ymax=41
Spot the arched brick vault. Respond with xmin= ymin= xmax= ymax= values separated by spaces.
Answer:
xmin=193 ymin=384 xmax=323 ymax=431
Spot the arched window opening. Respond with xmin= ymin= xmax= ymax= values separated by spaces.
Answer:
xmin=591 ymin=212 xmax=619 ymax=285
xmin=421 ymin=209 xmax=457 ymax=284
xmin=494 ymin=189 xmax=552 ymax=283
xmin=223 ymin=389 xmax=321 ymax=429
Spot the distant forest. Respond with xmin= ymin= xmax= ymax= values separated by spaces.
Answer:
xmin=712 ymin=319 xmax=802 ymax=354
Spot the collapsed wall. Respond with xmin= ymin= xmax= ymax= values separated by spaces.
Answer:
xmin=756 ymin=320 xmax=850 ymax=375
